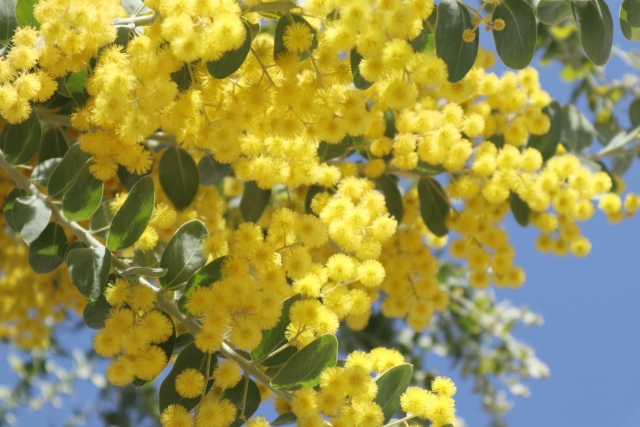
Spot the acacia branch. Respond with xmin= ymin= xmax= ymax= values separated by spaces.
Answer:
xmin=0 ymin=148 xmax=291 ymax=403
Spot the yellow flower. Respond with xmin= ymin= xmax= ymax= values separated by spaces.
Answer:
xmin=283 ymin=22 xmax=314 ymax=53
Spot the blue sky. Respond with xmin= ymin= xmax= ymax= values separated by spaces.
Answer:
xmin=3 ymin=1 xmax=640 ymax=426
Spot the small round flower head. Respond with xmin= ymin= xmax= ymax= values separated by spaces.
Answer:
xmin=127 ymin=284 xmax=157 ymax=312
xmin=136 ymin=345 xmax=168 ymax=380
xmin=213 ymin=359 xmax=242 ymax=389
xmin=291 ymin=388 xmax=317 ymax=419
xmin=246 ymin=417 xmax=270 ymax=427
xmin=431 ymin=376 xmax=457 ymax=397
xmin=196 ymin=396 xmax=236 ymax=427
xmin=161 ymin=404 xmax=193 ymax=427
xmin=283 ymin=21 xmax=314 ymax=53
xmin=104 ymin=278 xmax=131 ymax=307
xmin=106 ymin=356 xmax=135 ymax=386
xmin=175 ymin=368 xmax=205 ymax=399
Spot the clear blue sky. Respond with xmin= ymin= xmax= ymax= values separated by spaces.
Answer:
xmin=3 ymin=2 xmax=640 ymax=426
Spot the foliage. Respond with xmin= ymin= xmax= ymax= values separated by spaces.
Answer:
xmin=0 ymin=0 xmax=639 ymax=426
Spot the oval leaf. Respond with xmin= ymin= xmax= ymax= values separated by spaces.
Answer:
xmin=510 ymin=192 xmax=530 ymax=227
xmin=83 ymin=294 xmax=113 ymax=329
xmin=3 ymin=187 xmax=28 ymax=231
xmin=39 ymin=126 xmax=68 ymax=163
xmin=350 ymin=48 xmax=373 ymax=90
xmin=621 ymin=0 xmax=640 ymax=40
xmin=159 ymin=146 xmax=199 ymax=211
xmin=526 ymin=100 xmax=562 ymax=161
xmin=12 ymin=196 xmax=52 ymax=244
xmin=207 ymin=19 xmax=252 ymax=79
xmin=178 ymin=256 xmax=226 ymax=315
xmin=117 ymin=163 xmax=152 ymax=191
xmin=273 ymin=14 xmax=318 ymax=61
xmin=62 ymin=162 xmax=103 ymax=221
xmin=435 ymin=0 xmax=479 ymax=83
xmin=251 ymin=295 xmax=300 ymax=366
xmin=107 ymin=176 xmax=154 ymax=251
xmin=537 ymin=0 xmax=572 ymax=25
xmin=198 ymin=154 xmax=231 ymax=185
xmin=560 ymin=104 xmax=593 ymax=154
xmin=240 ymin=181 xmax=271 ymax=223
xmin=47 ymin=143 xmax=92 ymax=199
xmin=271 ymin=412 xmax=297 ymax=426
xmin=410 ymin=11 xmax=437 ymax=53
xmin=158 ymin=343 xmax=217 ymax=413
xmin=15 ymin=0 xmax=40 ymax=29
xmin=318 ymin=136 xmax=351 ymax=162
xmin=116 ymin=266 xmax=168 ymax=278
xmin=133 ymin=240 xmax=167 ymax=268
xmin=3 ymin=109 xmax=41 ymax=166
xmin=375 ymin=174 xmax=404 ymax=223
xmin=67 ymin=247 xmax=112 ymax=299
xmin=271 ymin=334 xmax=338 ymax=391
xmin=0 ymin=0 xmax=18 ymax=43
xmin=31 ymin=158 xmax=62 ymax=187
xmin=417 ymin=177 xmax=449 ymax=237
xmin=159 ymin=220 xmax=208 ymax=288
xmin=374 ymin=364 xmax=413 ymax=424
xmin=630 ymin=97 xmax=640 ymax=127
xmin=572 ymin=0 xmax=614 ymax=66
xmin=220 ymin=378 xmax=261 ymax=427
xmin=492 ymin=0 xmax=537 ymax=69
xmin=28 ymin=222 xmax=68 ymax=274
xmin=90 ymin=199 xmax=114 ymax=240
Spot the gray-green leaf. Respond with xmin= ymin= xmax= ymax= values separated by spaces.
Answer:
xmin=62 ymin=162 xmax=103 ymax=221
xmin=107 ymin=175 xmax=154 ymax=251
xmin=251 ymin=295 xmax=299 ymax=366
xmin=198 ymin=154 xmax=231 ymax=185
xmin=28 ymin=222 xmax=68 ymax=274
xmin=271 ymin=334 xmax=337 ymax=390
xmin=220 ymin=378 xmax=261 ymax=427
xmin=31 ymin=158 xmax=62 ymax=187
xmin=435 ymin=0 xmax=479 ymax=83
xmin=510 ymin=192 xmax=530 ymax=227
xmin=417 ymin=177 xmax=449 ymax=237
xmin=67 ymin=247 xmax=111 ymax=299
xmin=15 ymin=0 xmax=40 ymax=29
xmin=159 ymin=146 xmax=199 ymax=211
xmin=537 ymin=0 xmax=572 ymax=25
xmin=178 ymin=256 xmax=226 ymax=316
xmin=375 ymin=174 xmax=404 ymax=223
xmin=492 ymin=0 xmax=537 ymax=69
xmin=47 ymin=143 xmax=91 ymax=199
xmin=159 ymin=220 xmax=208 ymax=288
xmin=572 ymin=0 xmax=614 ymax=66
xmin=239 ymin=181 xmax=271 ymax=223
xmin=3 ymin=109 xmax=41 ymax=166
xmin=12 ymin=196 xmax=51 ymax=244
xmin=2 ymin=187 xmax=27 ymax=231
xmin=0 ymin=0 xmax=17 ymax=43
xmin=350 ymin=48 xmax=373 ymax=90
xmin=207 ymin=18 xmax=252 ymax=79
xmin=621 ymin=0 xmax=640 ymax=41
xmin=374 ymin=364 xmax=413 ymax=424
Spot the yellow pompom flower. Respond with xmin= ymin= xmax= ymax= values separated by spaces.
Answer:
xmin=291 ymin=388 xmax=317 ymax=419
xmin=431 ymin=376 xmax=457 ymax=397
xmin=106 ymin=356 xmax=135 ymax=386
xmin=283 ymin=22 xmax=314 ymax=53
xmin=213 ymin=359 xmax=242 ymax=389
xmin=127 ymin=285 xmax=157 ymax=313
xmin=104 ymin=278 xmax=131 ymax=307
xmin=161 ymin=404 xmax=193 ymax=427
xmin=175 ymin=368 xmax=205 ymax=399
xmin=246 ymin=417 xmax=270 ymax=427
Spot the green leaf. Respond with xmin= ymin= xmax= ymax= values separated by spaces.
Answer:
xmin=273 ymin=14 xmax=318 ymax=61
xmin=417 ymin=177 xmax=449 ymax=237
xmin=107 ymin=176 xmax=154 ymax=251
xmin=12 ymin=196 xmax=51 ymax=244
xmin=61 ymin=68 xmax=90 ymax=106
xmin=239 ymin=181 xmax=271 ymax=223
xmin=220 ymin=378 xmax=261 ymax=427
xmin=2 ymin=187 xmax=27 ymax=231
xmin=629 ymin=98 xmax=640 ymax=127
xmin=410 ymin=11 xmax=437 ymax=53
xmin=318 ymin=136 xmax=351 ymax=162
xmin=116 ymin=266 xmax=168 ymax=278
xmin=90 ymin=199 xmax=114 ymax=240
xmin=133 ymin=240 xmax=167 ymax=268
xmin=64 ymin=240 xmax=88 ymax=263
xmin=350 ymin=48 xmax=373 ymax=90
xmin=560 ymin=104 xmax=593 ymax=154
xmin=252 ymin=295 xmax=300 ymax=366
xmin=595 ymin=125 xmax=640 ymax=157
xmin=526 ymin=100 xmax=562 ymax=161
xmin=67 ymin=247 xmax=112 ymax=299
xmin=271 ymin=334 xmax=338 ymax=391
xmin=537 ymin=0 xmax=572 ymax=25
xmin=0 ymin=0 xmax=18 ymax=43
xmin=28 ymin=222 xmax=68 ymax=274
xmin=509 ymin=192 xmax=530 ymax=227
xmin=171 ymin=63 xmax=191 ymax=92
xmin=413 ymin=161 xmax=445 ymax=176
xmin=174 ymin=333 xmax=195 ymax=351
xmin=492 ymin=0 xmax=537 ymax=69
xmin=621 ymin=0 xmax=640 ymax=40
xmin=374 ymin=364 xmax=413 ymax=424
xmin=158 ymin=343 xmax=216 ymax=413
xmin=271 ymin=412 xmax=297 ymax=426
xmin=47 ymin=143 xmax=91 ymax=199
xmin=198 ymin=154 xmax=231 ymax=185
xmin=117 ymin=164 xmax=151 ymax=191
xmin=132 ymin=310 xmax=175 ymax=387
xmin=83 ymin=294 xmax=113 ymax=329
xmin=178 ymin=256 xmax=226 ymax=315
xmin=159 ymin=220 xmax=208 ymax=288
xmin=572 ymin=0 xmax=613 ymax=66
xmin=39 ymin=127 xmax=68 ymax=163
xmin=612 ymin=152 xmax=635 ymax=175
xmin=159 ymin=146 xmax=199 ymax=211
xmin=120 ymin=0 xmax=150 ymax=15
xmin=374 ymin=175 xmax=403 ymax=223
xmin=305 ymin=185 xmax=325 ymax=214
xmin=207 ymin=18 xmax=252 ymax=79
xmin=435 ymin=0 xmax=479 ymax=83
xmin=15 ymin=0 xmax=40 ymax=29
xmin=3 ymin=109 xmax=41 ymax=166
xmin=62 ymin=162 xmax=103 ymax=221
xmin=31 ymin=158 xmax=62 ymax=187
